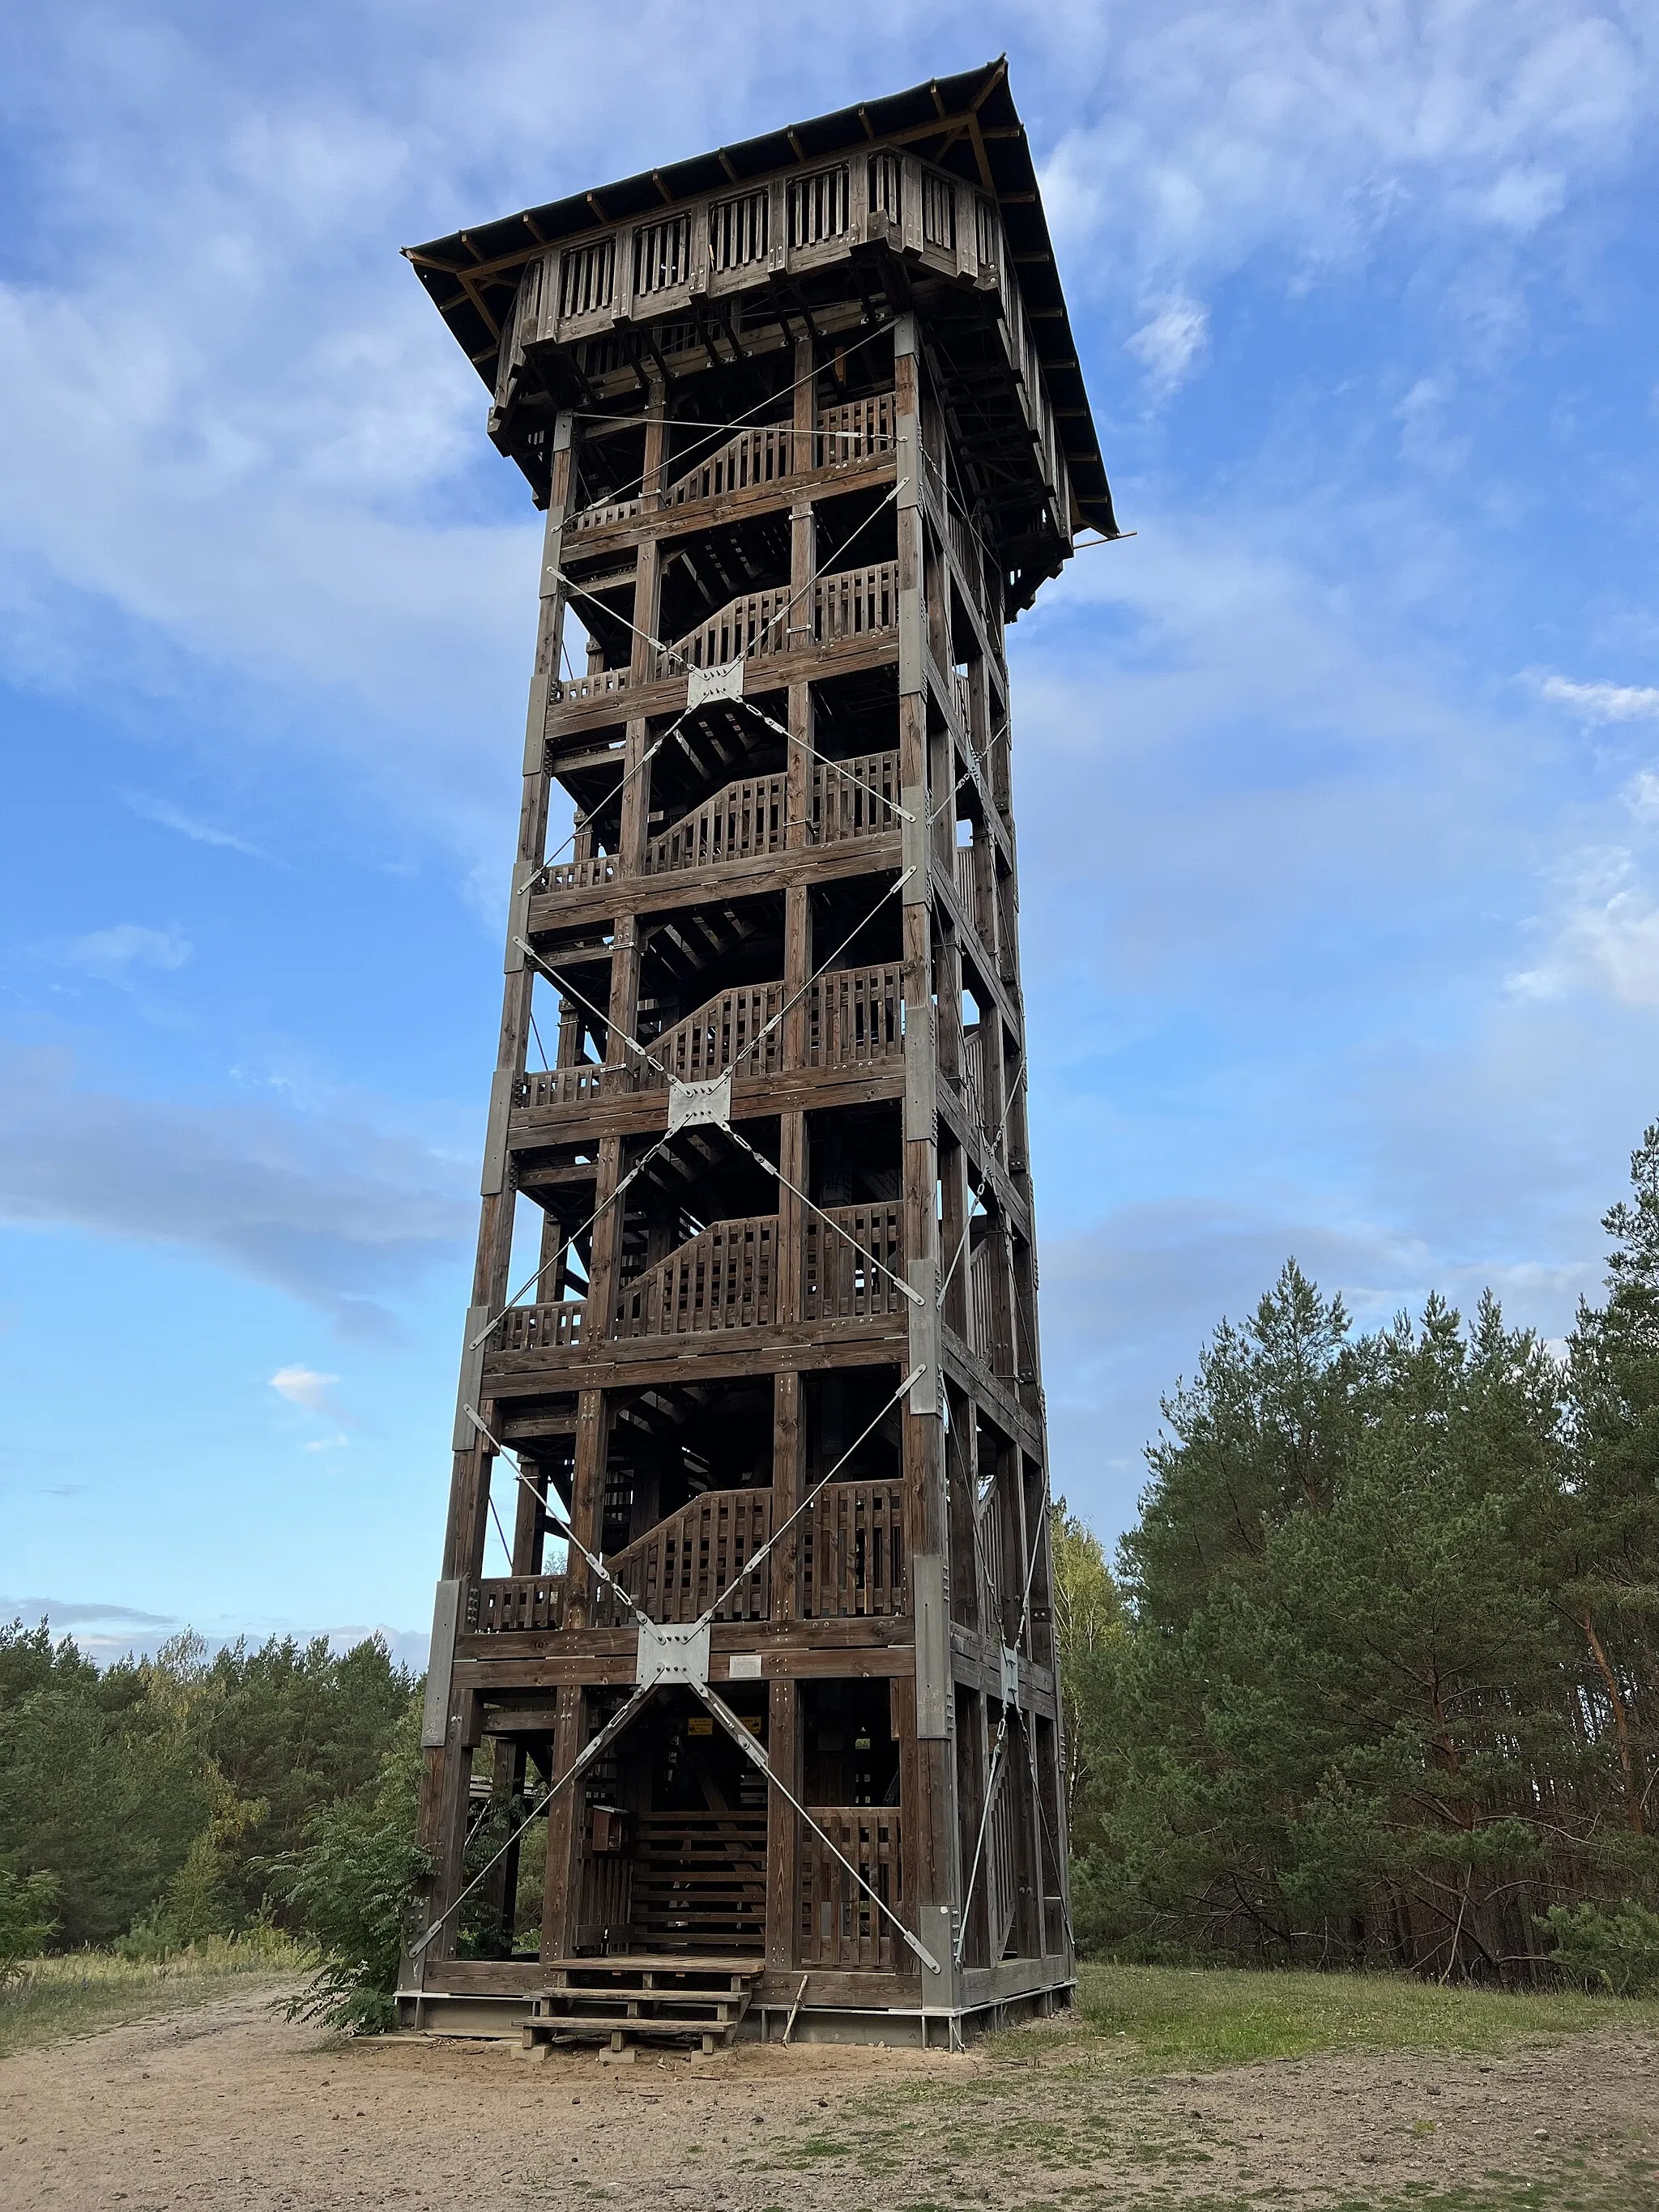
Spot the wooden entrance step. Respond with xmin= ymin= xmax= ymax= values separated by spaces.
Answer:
xmin=524 ymin=1955 xmax=764 ymax=2056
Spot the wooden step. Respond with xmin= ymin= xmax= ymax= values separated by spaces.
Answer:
xmin=526 ymin=1956 xmax=761 ymax=2053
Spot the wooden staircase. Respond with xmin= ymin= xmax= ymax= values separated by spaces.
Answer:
xmin=523 ymin=1954 xmax=763 ymax=2056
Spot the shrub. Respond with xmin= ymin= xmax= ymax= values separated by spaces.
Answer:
xmin=271 ymin=1707 xmax=429 ymax=2032
xmin=1544 ymin=1900 xmax=1659 ymax=1997
xmin=0 ymin=1862 xmax=58 ymax=1983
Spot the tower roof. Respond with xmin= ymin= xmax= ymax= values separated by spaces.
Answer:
xmin=405 ymin=58 xmax=1115 ymax=540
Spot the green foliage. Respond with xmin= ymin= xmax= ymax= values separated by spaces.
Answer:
xmin=1544 ymin=1900 xmax=1659 ymax=1997
xmin=273 ymin=1702 xmax=430 ymax=2032
xmin=0 ymin=1619 xmax=417 ymax=1959
xmin=1050 ymin=1500 xmax=1124 ymax=1834
xmin=1070 ymin=1134 xmax=1659 ymax=1980
xmin=0 ymin=1861 xmax=58 ymax=1983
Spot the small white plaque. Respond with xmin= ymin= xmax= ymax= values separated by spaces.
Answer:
xmin=727 ymin=1652 xmax=763 ymax=1680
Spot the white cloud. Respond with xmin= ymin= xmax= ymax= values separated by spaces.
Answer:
xmin=1534 ymin=673 xmax=1659 ymax=723
xmin=1510 ymin=846 xmax=1659 ymax=1005
xmin=269 ymin=1364 xmax=341 ymax=1414
xmin=58 ymin=923 xmax=192 ymax=980
xmin=1036 ymin=2 xmax=1649 ymax=293
xmin=1626 ymin=770 xmax=1659 ymax=822
xmin=1126 ymin=293 xmax=1209 ymax=395
xmin=0 ymin=1046 xmax=471 ymax=1335
xmin=124 ymin=792 xmax=268 ymax=859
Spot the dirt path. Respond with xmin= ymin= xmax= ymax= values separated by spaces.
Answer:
xmin=2 ymin=1981 xmax=1656 ymax=2210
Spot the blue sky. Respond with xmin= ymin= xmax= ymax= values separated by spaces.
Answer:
xmin=4 ymin=2 xmax=1659 ymax=1663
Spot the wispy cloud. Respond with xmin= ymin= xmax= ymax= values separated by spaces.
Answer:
xmin=55 ymin=923 xmax=192 ymax=982
xmin=0 ymin=1595 xmax=177 ymax=1629
xmin=124 ymin=791 xmax=271 ymax=860
xmin=1126 ymin=294 xmax=1209 ymax=397
xmin=1510 ymin=846 xmax=1659 ymax=1007
xmin=0 ymin=1046 xmax=470 ymax=1336
xmin=1533 ymin=673 xmax=1659 ymax=723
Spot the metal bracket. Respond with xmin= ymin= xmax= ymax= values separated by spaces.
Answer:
xmin=1000 ymin=1643 xmax=1023 ymax=1712
xmin=667 ymin=1068 xmax=732 ymax=1135
xmin=635 ymin=1618 xmax=711 ymax=1688
xmin=687 ymin=656 xmax=744 ymax=709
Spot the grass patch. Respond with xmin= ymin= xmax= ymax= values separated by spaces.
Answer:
xmin=0 ymin=1933 xmax=306 ymax=2058
xmin=1000 ymin=1961 xmax=1659 ymax=2074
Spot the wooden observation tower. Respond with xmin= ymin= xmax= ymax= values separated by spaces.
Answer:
xmin=399 ymin=59 xmax=1116 ymax=2050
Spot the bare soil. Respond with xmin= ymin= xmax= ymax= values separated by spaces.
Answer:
xmin=2 ymin=1980 xmax=1656 ymax=2210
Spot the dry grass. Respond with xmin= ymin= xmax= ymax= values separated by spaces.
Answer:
xmin=0 ymin=1933 xmax=305 ymax=2056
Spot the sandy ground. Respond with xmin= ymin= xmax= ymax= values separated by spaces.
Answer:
xmin=2 ymin=1980 xmax=1657 ymax=2210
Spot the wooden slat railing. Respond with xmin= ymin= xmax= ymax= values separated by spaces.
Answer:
xmin=516 ymin=1064 xmax=608 ymax=1110
xmin=639 ymin=982 xmax=787 ymax=1086
xmin=812 ymin=561 xmax=898 ymax=648
xmin=986 ymin=1759 xmax=1020 ymax=1963
xmin=661 ymin=393 xmax=896 ymax=513
xmin=466 ymin=1574 xmax=569 ymax=1634
xmin=666 ymin=421 xmax=800 ymax=508
xmin=818 ymin=392 xmax=896 ymax=467
xmin=807 ymin=963 xmax=903 ymax=1070
xmin=803 ymin=1204 xmax=906 ymax=1321
xmin=593 ymin=1488 xmax=773 ymax=1625
xmin=953 ymin=841 xmax=979 ymax=920
xmin=548 ymin=667 xmax=631 ymax=708
xmin=541 ymin=853 xmax=618 ymax=893
xmin=489 ymin=1300 xmax=587 ymax=1353
xmin=567 ymin=493 xmax=642 ymax=535
xmin=655 ymin=561 xmax=898 ymax=678
xmin=798 ymin=1807 xmax=903 ymax=1968
xmin=643 ymin=773 xmax=787 ymax=873
xmin=809 ymin=750 xmax=902 ymax=844
xmin=969 ymin=1234 xmax=1013 ymax=1379
xmin=798 ymin=1479 xmax=905 ymax=1618
xmin=612 ymin=1215 xmax=778 ymax=1337
xmin=953 ymin=1024 xmax=987 ymax=1132
xmin=974 ymin=1484 xmax=1004 ymax=1634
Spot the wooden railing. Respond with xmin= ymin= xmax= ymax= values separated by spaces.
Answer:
xmin=985 ymin=1760 xmax=1020 ymax=1963
xmin=548 ymin=667 xmax=631 ymax=709
xmin=640 ymin=982 xmax=787 ymax=1086
xmin=974 ymin=1483 xmax=1004 ymax=1634
xmin=659 ymin=393 xmax=895 ymax=511
xmin=798 ymin=1807 xmax=903 ymax=1968
xmin=644 ymin=773 xmax=786 ymax=873
xmin=803 ymin=1204 xmax=906 ymax=1320
xmin=953 ymin=840 xmax=979 ymax=920
xmin=818 ymin=391 xmax=896 ymax=467
xmin=807 ymin=963 xmax=903 ymax=1071
xmin=666 ymin=421 xmax=800 ymax=508
xmin=489 ymin=1300 xmax=587 ymax=1353
xmin=813 ymin=562 xmax=898 ymax=649
xmin=593 ymin=1488 xmax=773 ymax=1625
xmin=969 ymin=1233 xmax=1013 ymax=1379
xmin=656 ymin=561 xmax=898 ymax=677
xmin=642 ymin=750 xmax=897 ymax=876
xmin=541 ymin=853 xmax=618 ymax=893
xmin=466 ymin=1574 xmax=568 ymax=1634
xmin=798 ymin=1478 xmax=905 ymax=1618
xmin=810 ymin=750 xmax=902 ymax=843
xmin=466 ymin=1478 xmax=898 ymax=1633
xmin=567 ymin=493 xmax=642 ymax=535
xmin=516 ymin=1064 xmax=608 ymax=1110
xmin=613 ymin=1215 xmax=778 ymax=1338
